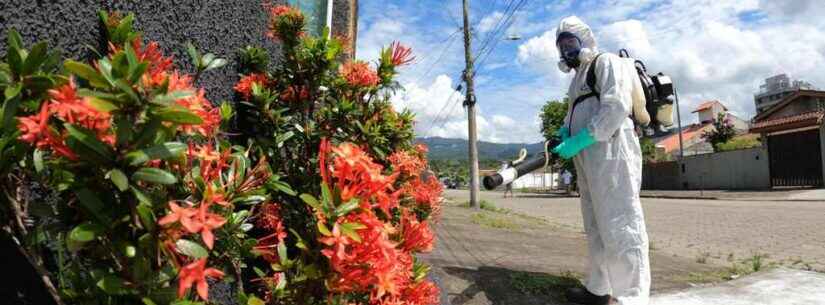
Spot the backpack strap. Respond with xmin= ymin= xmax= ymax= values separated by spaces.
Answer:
xmin=565 ymin=53 xmax=604 ymax=137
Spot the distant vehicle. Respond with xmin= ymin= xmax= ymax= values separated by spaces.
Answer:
xmin=505 ymin=34 xmax=522 ymax=40
xmin=441 ymin=177 xmax=459 ymax=189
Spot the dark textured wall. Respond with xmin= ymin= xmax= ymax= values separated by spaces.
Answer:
xmin=0 ymin=0 xmax=292 ymax=103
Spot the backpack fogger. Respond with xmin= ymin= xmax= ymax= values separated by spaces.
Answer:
xmin=570 ymin=49 xmax=676 ymax=137
xmin=483 ymin=50 xmax=679 ymax=190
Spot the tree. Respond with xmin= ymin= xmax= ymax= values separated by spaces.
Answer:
xmin=702 ymin=112 xmax=737 ymax=152
xmin=539 ymin=98 xmax=575 ymax=183
xmin=540 ymin=98 xmax=568 ymax=140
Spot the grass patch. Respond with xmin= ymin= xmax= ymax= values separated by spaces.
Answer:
xmin=470 ymin=212 xmax=518 ymax=230
xmin=684 ymin=253 xmax=776 ymax=284
xmin=509 ymin=271 xmax=583 ymax=296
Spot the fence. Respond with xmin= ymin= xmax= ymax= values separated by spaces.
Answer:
xmin=643 ymin=147 xmax=771 ymax=190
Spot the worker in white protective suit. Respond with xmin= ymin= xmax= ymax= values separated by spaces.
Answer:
xmin=551 ymin=16 xmax=650 ymax=305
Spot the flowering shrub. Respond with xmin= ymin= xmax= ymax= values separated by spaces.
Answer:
xmin=230 ymin=4 xmax=440 ymax=305
xmin=1 ymin=4 xmax=441 ymax=305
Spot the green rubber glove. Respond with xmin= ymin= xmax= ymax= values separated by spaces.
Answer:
xmin=553 ymin=128 xmax=596 ymax=159
xmin=556 ymin=127 xmax=570 ymax=141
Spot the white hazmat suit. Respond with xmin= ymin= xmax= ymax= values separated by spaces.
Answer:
xmin=557 ymin=16 xmax=650 ymax=305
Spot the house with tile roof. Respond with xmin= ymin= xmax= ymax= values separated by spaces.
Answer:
xmin=751 ymin=90 xmax=825 ymax=187
xmin=650 ymin=100 xmax=748 ymax=159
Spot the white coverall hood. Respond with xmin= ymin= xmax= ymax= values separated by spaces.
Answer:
xmin=557 ymin=16 xmax=651 ymax=305
xmin=556 ymin=16 xmax=599 ymax=73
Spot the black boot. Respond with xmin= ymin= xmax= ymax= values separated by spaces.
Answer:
xmin=565 ymin=287 xmax=611 ymax=305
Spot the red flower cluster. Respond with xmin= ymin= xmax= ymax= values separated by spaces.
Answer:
xmin=159 ymin=201 xmax=227 ymax=250
xmin=177 ymin=258 xmax=224 ymax=300
xmin=265 ymin=4 xmax=305 ymax=41
xmin=317 ymin=141 xmax=440 ymax=305
xmin=341 ymin=61 xmax=380 ymax=88
xmin=254 ymin=202 xmax=288 ymax=264
xmin=399 ymin=210 xmax=434 ymax=253
xmin=280 ymin=85 xmax=310 ymax=103
xmin=166 ymin=72 xmax=221 ymax=137
xmin=389 ymin=41 xmax=415 ymax=67
xmin=404 ymin=175 xmax=443 ymax=215
xmin=18 ymin=78 xmax=114 ymax=160
xmin=234 ymin=73 xmax=270 ymax=100
xmin=388 ymin=150 xmax=425 ymax=178
xmin=323 ymin=142 xmax=400 ymax=214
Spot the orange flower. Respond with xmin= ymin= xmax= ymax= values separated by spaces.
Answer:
xmin=158 ymin=201 xmax=226 ymax=249
xmin=388 ymin=150 xmax=425 ymax=178
xmin=280 ymin=85 xmax=310 ymax=103
xmin=399 ymin=211 xmax=435 ymax=253
xmin=177 ymin=258 xmax=224 ymax=300
xmin=17 ymin=103 xmax=79 ymax=160
xmin=389 ymin=41 xmax=415 ymax=67
xmin=47 ymin=78 xmax=113 ymax=145
xmin=340 ymin=61 xmax=380 ymax=88
xmin=234 ymin=73 xmax=269 ymax=100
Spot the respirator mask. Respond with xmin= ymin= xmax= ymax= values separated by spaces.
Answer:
xmin=557 ymin=31 xmax=583 ymax=69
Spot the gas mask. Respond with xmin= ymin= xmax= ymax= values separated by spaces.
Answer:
xmin=557 ymin=31 xmax=583 ymax=69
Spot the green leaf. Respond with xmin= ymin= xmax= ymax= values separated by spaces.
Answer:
xmin=1 ymin=84 xmax=22 ymax=130
xmin=133 ymin=118 xmax=162 ymax=148
xmin=339 ymin=222 xmax=363 ymax=243
xmin=269 ymin=180 xmax=297 ymax=196
xmin=108 ymin=169 xmax=129 ymax=191
xmin=69 ymin=223 xmax=104 ymax=242
xmin=6 ymin=46 xmax=23 ymax=76
xmin=300 ymin=194 xmax=321 ymax=211
xmin=114 ymin=116 xmax=133 ymax=147
xmin=317 ymin=221 xmax=331 ymax=236
xmin=277 ymin=242 xmax=289 ymax=266
xmin=247 ymin=297 xmax=265 ymax=305
xmin=186 ymin=42 xmax=201 ymax=68
xmin=33 ymin=149 xmax=44 ymax=173
xmin=7 ymin=28 xmax=23 ymax=51
xmin=175 ymin=239 xmax=208 ymax=258
xmin=23 ymin=75 xmax=55 ymax=92
xmin=125 ymin=142 xmax=186 ymax=166
xmin=132 ymin=167 xmax=177 ymax=185
xmin=150 ymin=90 xmax=193 ymax=105
xmin=136 ymin=203 xmax=156 ymax=232
xmin=232 ymin=195 xmax=267 ymax=206
xmin=334 ymin=199 xmax=360 ymax=217
xmin=141 ymin=298 xmax=158 ymax=305
xmin=75 ymin=188 xmax=111 ymax=224
xmin=114 ymin=79 xmax=139 ymax=104
xmin=87 ymin=97 xmax=119 ymax=113
xmin=130 ymin=186 xmax=154 ymax=206
xmin=205 ymin=58 xmax=227 ymax=71
xmin=65 ymin=123 xmax=114 ymax=162
xmin=22 ymin=41 xmax=48 ymax=75
xmin=64 ymin=60 xmax=110 ymax=88
xmin=96 ymin=275 xmax=128 ymax=295
xmin=154 ymin=107 xmax=204 ymax=125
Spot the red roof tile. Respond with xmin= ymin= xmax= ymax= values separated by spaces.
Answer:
xmin=750 ymin=111 xmax=824 ymax=132
xmin=654 ymin=123 xmax=714 ymax=153
xmin=692 ymin=100 xmax=727 ymax=113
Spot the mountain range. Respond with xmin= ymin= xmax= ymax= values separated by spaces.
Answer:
xmin=416 ymin=137 xmax=546 ymax=161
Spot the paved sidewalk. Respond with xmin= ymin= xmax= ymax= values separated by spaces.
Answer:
xmin=640 ymin=189 xmax=825 ymax=201
xmin=445 ymin=190 xmax=825 ymax=271
xmin=651 ymin=268 xmax=825 ymax=305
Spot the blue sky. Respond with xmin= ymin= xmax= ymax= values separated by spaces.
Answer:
xmin=355 ymin=0 xmax=825 ymax=143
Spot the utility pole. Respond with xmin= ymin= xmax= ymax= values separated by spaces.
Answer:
xmin=462 ymin=0 xmax=480 ymax=209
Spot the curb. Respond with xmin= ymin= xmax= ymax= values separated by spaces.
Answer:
xmin=640 ymin=195 xmax=825 ymax=202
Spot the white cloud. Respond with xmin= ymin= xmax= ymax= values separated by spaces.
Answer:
xmin=478 ymin=12 xmax=505 ymax=34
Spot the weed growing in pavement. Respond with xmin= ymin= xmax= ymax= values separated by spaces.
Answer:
xmin=509 ymin=270 xmax=583 ymax=296
xmin=745 ymin=253 xmax=770 ymax=272
xmin=471 ymin=212 xmax=518 ymax=230
xmin=696 ymin=251 xmax=712 ymax=264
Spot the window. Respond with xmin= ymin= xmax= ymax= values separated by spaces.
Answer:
xmin=288 ymin=0 xmax=333 ymax=37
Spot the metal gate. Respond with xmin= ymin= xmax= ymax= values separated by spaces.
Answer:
xmin=767 ymin=129 xmax=823 ymax=187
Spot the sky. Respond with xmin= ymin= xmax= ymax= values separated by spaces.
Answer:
xmin=355 ymin=0 xmax=825 ymax=144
